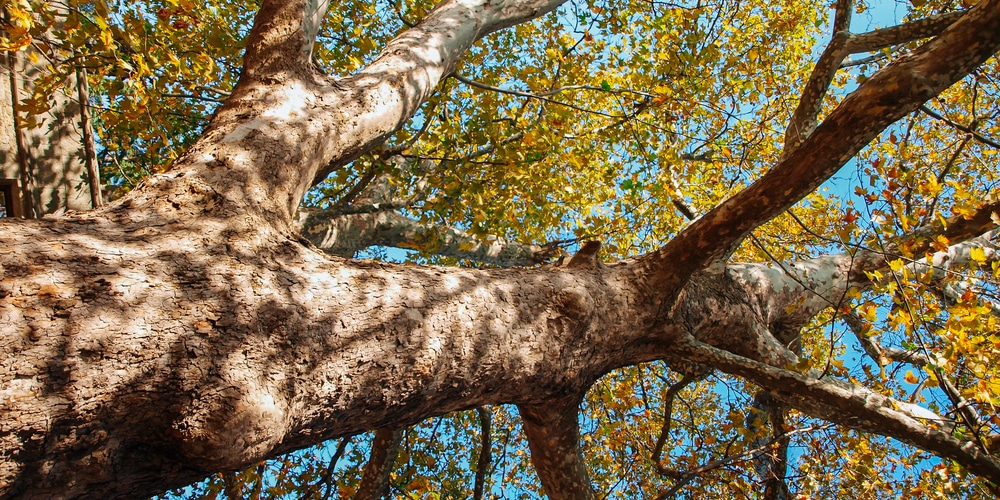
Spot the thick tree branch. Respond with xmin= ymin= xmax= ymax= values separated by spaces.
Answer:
xmin=782 ymin=0 xmax=853 ymax=152
xmin=1 ymin=212 xmax=665 ymax=497
xmin=5 ymin=1 xmax=1000 ymax=497
xmin=298 ymin=209 xmax=557 ymax=265
xmin=242 ymin=0 xmax=317 ymax=78
xmin=473 ymin=406 xmax=492 ymax=500
xmin=848 ymin=203 xmax=1000 ymax=284
xmin=676 ymin=337 xmax=1000 ymax=484
xmin=518 ymin=401 xmax=597 ymax=500
xmin=355 ymin=428 xmax=404 ymax=500
xmin=153 ymin=0 xmax=572 ymax=224
xmin=843 ymin=11 xmax=965 ymax=55
xmin=736 ymin=207 xmax=999 ymax=339
xmin=645 ymin=0 xmax=1000 ymax=300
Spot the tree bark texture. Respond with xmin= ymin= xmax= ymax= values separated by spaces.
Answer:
xmin=2 ymin=0 xmax=1000 ymax=497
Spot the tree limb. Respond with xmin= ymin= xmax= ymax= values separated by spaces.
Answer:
xmin=736 ymin=204 xmax=1000 ymax=334
xmin=473 ymin=406 xmax=492 ymax=500
xmin=676 ymin=336 xmax=1000 ymax=484
xmin=354 ymin=428 xmax=404 ymax=500
xmin=782 ymin=0 xmax=853 ymax=153
xmin=519 ymin=401 xmax=597 ymax=500
xmin=162 ymin=0 xmax=573 ymax=223
xmin=843 ymin=11 xmax=965 ymax=55
xmin=645 ymin=0 xmax=1000 ymax=301
xmin=298 ymin=209 xmax=557 ymax=265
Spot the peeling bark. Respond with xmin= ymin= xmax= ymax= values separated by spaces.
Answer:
xmin=299 ymin=209 xmax=554 ymax=266
xmin=1 ymin=0 xmax=1000 ymax=497
xmin=473 ymin=406 xmax=492 ymax=500
xmin=519 ymin=401 xmax=597 ymax=500
xmin=355 ymin=428 xmax=403 ymax=500
xmin=677 ymin=337 xmax=1000 ymax=484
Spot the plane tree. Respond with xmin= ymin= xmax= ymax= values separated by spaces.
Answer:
xmin=2 ymin=0 xmax=1000 ymax=498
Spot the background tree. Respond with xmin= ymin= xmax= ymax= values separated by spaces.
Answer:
xmin=1 ymin=0 xmax=1000 ymax=498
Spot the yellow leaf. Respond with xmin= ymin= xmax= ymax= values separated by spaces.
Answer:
xmin=971 ymin=246 xmax=986 ymax=264
xmin=904 ymin=370 xmax=919 ymax=384
xmin=888 ymin=259 xmax=904 ymax=273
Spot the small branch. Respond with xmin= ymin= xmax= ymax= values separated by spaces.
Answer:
xmin=313 ymin=435 xmax=352 ymax=500
xmin=453 ymin=72 xmax=654 ymax=100
xmin=841 ymin=52 xmax=890 ymax=68
xmin=850 ymin=220 xmax=1000 ymax=286
xmin=453 ymin=72 xmax=630 ymax=119
xmin=840 ymin=309 xmax=888 ymax=365
xmin=919 ymin=105 xmax=1000 ymax=149
xmin=653 ymin=423 xmax=820 ymax=500
xmin=923 ymin=134 xmax=971 ymax=225
xmin=161 ymin=93 xmax=226 ymax=104
xmin=651 ymin=374 xmax=699 ymax=477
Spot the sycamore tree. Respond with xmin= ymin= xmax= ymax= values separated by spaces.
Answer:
xmin=2 ymin=0 xmax=1000 ymax=498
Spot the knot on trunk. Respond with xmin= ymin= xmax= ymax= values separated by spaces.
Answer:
xmin=672 ymin=273 xmax=797 ymax=368
xmin=565 ymin=240 xmax=602 ymax=269
xmin=546 ymin=285 xmax=595 ymax=338
xmin=172 ymin=382 xmax=290 ymax=470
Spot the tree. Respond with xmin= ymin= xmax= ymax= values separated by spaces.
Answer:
xmin=2 ymin=0 xmax=1000 ymax=498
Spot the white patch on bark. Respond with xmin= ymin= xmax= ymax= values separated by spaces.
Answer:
xmin=302 ymin=0 xmax=332 ymax=58
xmin=263 ymin=84 xmax=314 ymax=121
xmin=222 ymin=120 xmax=271 ymax=143
xmin=222 ymin=84 xmax=315 ymax=144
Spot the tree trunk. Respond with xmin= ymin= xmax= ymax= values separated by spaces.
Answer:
xmin=3 ymin=0 xmax=1000 ymax=497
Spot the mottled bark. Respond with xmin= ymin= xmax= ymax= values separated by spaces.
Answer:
xmin=1 ymin=0 xmax=1000 ymax=497
xmin=299 ymin=209 xmax=554 ymax=266
xmin=354 ymin=428 xmax=403 ymax=500
xmin=519 ymin=401 xmax=597 ymax=500
xmin=0 ymin=212 xmax=665 ymax=498
xmin=473 ymin=406 xmax=492 ymax=500
xmin=650 ymin=0 xmax=1000 ymax=298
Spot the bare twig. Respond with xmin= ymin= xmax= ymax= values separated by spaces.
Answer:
xmin=919 ymin=105 xmax=1000 ymax=149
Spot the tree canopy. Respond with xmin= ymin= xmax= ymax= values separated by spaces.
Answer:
xmin=2 ymin=0 xmax=1000 ymax=498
